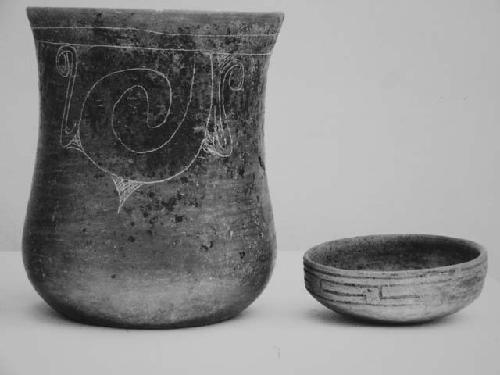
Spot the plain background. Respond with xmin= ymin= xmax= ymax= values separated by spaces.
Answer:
xmin=0 ymin=0 xmax=499 ymax=280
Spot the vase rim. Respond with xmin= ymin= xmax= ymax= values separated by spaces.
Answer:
xmin=28 ymin=7 xmax=283 ymax=55
xmin=27 ymin=7 xmax=284 ymax=33
xmin=26 ymin=6 xmax=284 ymax=16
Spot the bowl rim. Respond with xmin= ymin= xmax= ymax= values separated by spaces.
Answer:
xmin=303 ymin=234 xmax=487 ymax=278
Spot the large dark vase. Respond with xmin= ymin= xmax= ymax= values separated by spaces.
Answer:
xmin=24 ymin=7 xmax=283 ymax=328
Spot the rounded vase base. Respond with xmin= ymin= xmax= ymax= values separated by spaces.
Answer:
xmin=45 ymin=303 xmax=245 ymax=329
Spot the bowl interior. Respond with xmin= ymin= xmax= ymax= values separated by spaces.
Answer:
xmin=309 ymin=235 xmax=481 ymax=272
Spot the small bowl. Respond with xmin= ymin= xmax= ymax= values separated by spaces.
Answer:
xmin=304 ymin=234 xmax=487 ymax=323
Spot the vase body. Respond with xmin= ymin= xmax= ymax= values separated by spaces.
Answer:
xmin=24 ymin=7 xmax=283 ymax=328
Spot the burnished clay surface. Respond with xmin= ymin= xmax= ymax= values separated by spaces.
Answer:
xmin=304 ymin=234 xmax=487 ymax=323
xmin=24 ymin=7 xmax=283 ymax=328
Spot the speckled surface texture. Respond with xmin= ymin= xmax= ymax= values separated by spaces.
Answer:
xmin=24 ymin=7 xmax=283 ymax=328
xmin=304 ymin=235 xmax=487 ymax=323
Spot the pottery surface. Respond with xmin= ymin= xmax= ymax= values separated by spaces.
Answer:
xmin=304 ymin=234 xmax=487 ymax=323
xmin=24 ymin=7 xmax=283 ymax=328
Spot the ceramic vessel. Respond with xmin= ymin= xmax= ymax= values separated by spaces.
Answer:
xmin=24 ymin=7 xmax=283 ymax=328
xmin=304 ymin=234 xmax=487 ymax=323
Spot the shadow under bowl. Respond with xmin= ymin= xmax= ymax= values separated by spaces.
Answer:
xmin=303 ymin=234 xmax=487 ymax=323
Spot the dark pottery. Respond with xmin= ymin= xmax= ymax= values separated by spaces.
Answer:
xmin=304 ymin=234 xmax=487 ymax=323
xmin=24 ymin=7 xmax=283 ymax=328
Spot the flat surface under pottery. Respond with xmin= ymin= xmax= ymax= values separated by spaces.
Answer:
xmin=304 ymin=234 xmax=487 ymax=323
xmin=1 ymin=251 xmax=499 ymax=375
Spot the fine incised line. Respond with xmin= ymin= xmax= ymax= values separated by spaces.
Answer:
xmin=32 ymin=25 xmax=279 ymax=38
xmin=37 ymin=39 xmax=272 ymax=56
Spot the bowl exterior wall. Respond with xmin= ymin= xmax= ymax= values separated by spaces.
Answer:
xmin=304 ymin=255 xmax=487 ymax=323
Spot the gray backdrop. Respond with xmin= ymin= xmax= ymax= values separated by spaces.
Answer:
xmin=1 ymin=0 xmax=499 ymax=280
